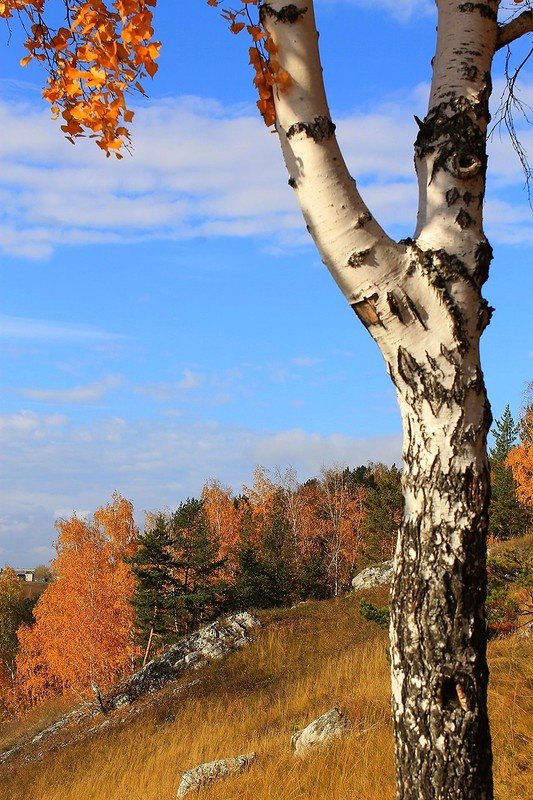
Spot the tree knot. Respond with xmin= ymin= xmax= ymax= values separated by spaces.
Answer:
xmin=286 ymin=116 xmax=336 ymax=142
xmin=261 ymin=4 xmax=308 ymax=24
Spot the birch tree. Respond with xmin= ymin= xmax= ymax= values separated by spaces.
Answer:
xmin=4 ymin=0 xmax=533 ymax=797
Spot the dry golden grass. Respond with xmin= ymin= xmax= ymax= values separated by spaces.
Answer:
xmin=1 ymin=592 xmax=531 ymax=800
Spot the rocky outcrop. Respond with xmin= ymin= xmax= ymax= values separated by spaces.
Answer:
xmin=177 ymin=752 xmax=257 ymax=798
xmin=105 ymin=612 xmax=260 ymax=711
xmin=0 ymin=613 xmax=260 ymax=765
xmin=351 ymin=560 xmax=393 ymax=592
xmin=291 ymin=707 xmax=350 ymax=755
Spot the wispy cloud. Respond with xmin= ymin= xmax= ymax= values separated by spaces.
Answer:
xmin=17 ymin=374 xmax=124 ymax=404
xmin=0 ymin=314 xmax=120 ymax=343
xmin=292 ymin=356 xmax=322 ymax=367
xmin=136 ymin=369 xmax=204 ymax=402
xmin=320 ymin=0 xmax=435 ymax=22
xmin=1 ymin=81 xmax=532 ymax=259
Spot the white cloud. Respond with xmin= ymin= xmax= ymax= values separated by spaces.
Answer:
xmin=0 ymin=410 xmax=402 ymax=566
xmin=0 ymin=410 xmax=68 ymax=434
xmin=16 ymin=374 xmax=124 ymax=404
xmin=252 ymin=429 xmax=402 ymax=475
xmin=178 ymin=369 xmax=204 ymax=390
xmin=1 ymin=77 xmax=532 ymax=260
xmin=135 ymin=369 xmax=204 ymax=402
xmin=0 ymin=314 xmax=121 ymax=343
xmin=292 ymin=356 xmax=322 ymax=367
xmin=320 ymin=0 xmax=435 ymax=22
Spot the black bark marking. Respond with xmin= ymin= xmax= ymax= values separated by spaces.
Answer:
xmin=396 ymin=347 xmax=450 ymax=416
xmin=415 ymin=96 xmax=488 ymax=181
xmin=463 ymin=191 xmax=473 ymax=205
xmin=478 ymin=299 xmax=494 ymax=332
xmin=387 ymin=291 xmax=405 ymax=322
xmin=347 ymin=248 xmax=370 ymax=268
xmin=351 ymin=294 xmax=383 ymax=327
xmin=261 ymin=4 xmax=307 ymax=23
xmin=474 ymin=240 xmax=493 ymax=286
xmin=462 ymin=63 xmax=479 ymax=82
xmin=446 ymin=187 xmax=460 ymax=206
xmin=407 ymin=245 xmax=478 ymax=352
xmin=354 ymin=210 xmax=372 ymax=228
xmin=288 ymin=177 xmax=297 ymax=189
xmin=426 ymin=351 xmax=442 ymax=376
xmin=286 ymin=116 xmax=336 ymax=142
xmin=402 ymin=291 xmax=428 ymax=330
xmin=440 ymin=343 xmax=461 ymax=367
xmin=458 ymin=2 xmax=497 ymax=21
xmin=456 ymin=208 xmax=473 ymax=229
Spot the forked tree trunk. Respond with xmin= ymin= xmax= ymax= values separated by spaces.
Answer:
xmin=261 ymin=0 xmax=508 ymax=797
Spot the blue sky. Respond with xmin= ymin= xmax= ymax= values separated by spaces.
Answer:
xmin=1 ymin=0 xmax=532 ymax=567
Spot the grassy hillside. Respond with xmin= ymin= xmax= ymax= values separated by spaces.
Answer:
xmin=1 ymin=588 xmax=531 ymax=800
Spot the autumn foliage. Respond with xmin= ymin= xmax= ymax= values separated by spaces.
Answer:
xmin=10 ymin=494 xmax=138 ymax=712
xmin=214 ymin=0 xmax=291 ymax=126
xmin=2 ymin=446 xmax=531 ymax=718
xmin=1 ymin=0 xmax=160 ymax=155
xmin=508 ymin=402 xmax=533 ymax=510
xmin=2 ymin=0 xmax=294 ymax=152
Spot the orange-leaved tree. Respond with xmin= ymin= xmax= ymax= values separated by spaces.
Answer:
xmin=201 ymin=479 xmax=244 ymax=577
xmin=508 ymin=390 xmax=533 ymax=511
xmin=13 ymin=494 xmax=138 ymax=712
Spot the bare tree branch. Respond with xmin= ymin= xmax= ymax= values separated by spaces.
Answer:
xmin=497 ymin=10 xmax=533 ymax=50
xmin=490 ymin=43 xmax=533 ymax=202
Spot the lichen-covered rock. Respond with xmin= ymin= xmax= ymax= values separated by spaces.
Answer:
xmin=105 ymin=612 xmax=260 ymax=711
xmin=291 ymin=707 xmax=350 ymax=755
xmin=351 ymin=560 xmax=394 ymax=592
xmin=177 ymin=752 xmax=257 ymax=798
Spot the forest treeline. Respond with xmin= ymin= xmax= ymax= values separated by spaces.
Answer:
xmin=0 ymin=403 xmax=531 ymax=719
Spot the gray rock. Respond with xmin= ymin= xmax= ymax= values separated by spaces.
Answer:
xmin=351 ymin=560 xmax=394 ymax=592
xmin=291 ymin=707 xmax=350 ymax=755
xmin=0 ymin=613 xmax=260 ymax=765
xmin=177 ymin=752 xmax=257 ymax=797
xmin=105 ymin=611 xmax=260 ymax=711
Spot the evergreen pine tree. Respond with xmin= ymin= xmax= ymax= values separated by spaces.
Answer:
xmin=489 ymin=406 xmax=530 ymax=540
xmin=489 ymin=405 xmax=519 ymax=463
xmin=231 ymin=492 xmax=296 ymax=609
xmin=127 ymin=515 xmax=180 ymax=657
xmin=361 ymin=464 xmax=404 ymax=564
xmin=169 ymin=498 xmax=226 ymax=632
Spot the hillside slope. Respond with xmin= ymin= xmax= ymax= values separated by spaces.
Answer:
xmin=1 ymin=588 xmax=531 ymax=800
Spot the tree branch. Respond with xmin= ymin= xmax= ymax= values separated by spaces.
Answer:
xmin=262 ymin=0 xmax=402 ymax=309
xmin=497 ymin=10 xmax=533 ymax=51
xmin=413 ymin=1 xmax=498 ymax=263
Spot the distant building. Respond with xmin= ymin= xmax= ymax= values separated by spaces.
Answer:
xmin=0 ymin=567 xmax=35 ymax=582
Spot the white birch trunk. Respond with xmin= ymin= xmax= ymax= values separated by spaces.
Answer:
xmin=263 ymin=1 xmax=502 ymax=796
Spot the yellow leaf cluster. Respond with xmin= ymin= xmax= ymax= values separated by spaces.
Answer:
xmin=9 ymin=0 xmax=161 ymax=155
xmin=210 ymin=0 xmax=292 ymax=127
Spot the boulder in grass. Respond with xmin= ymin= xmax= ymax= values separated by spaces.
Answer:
xmin=177 ymin=752 xmax=257 ymax=798
xmin=351 ymin=560 xmax=394 ymax=592
xmin=291 ymin=707 xmax=350 ymax=755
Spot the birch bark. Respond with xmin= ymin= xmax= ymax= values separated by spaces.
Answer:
xmin=261 ymin=0 xmax=511 ymax=797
